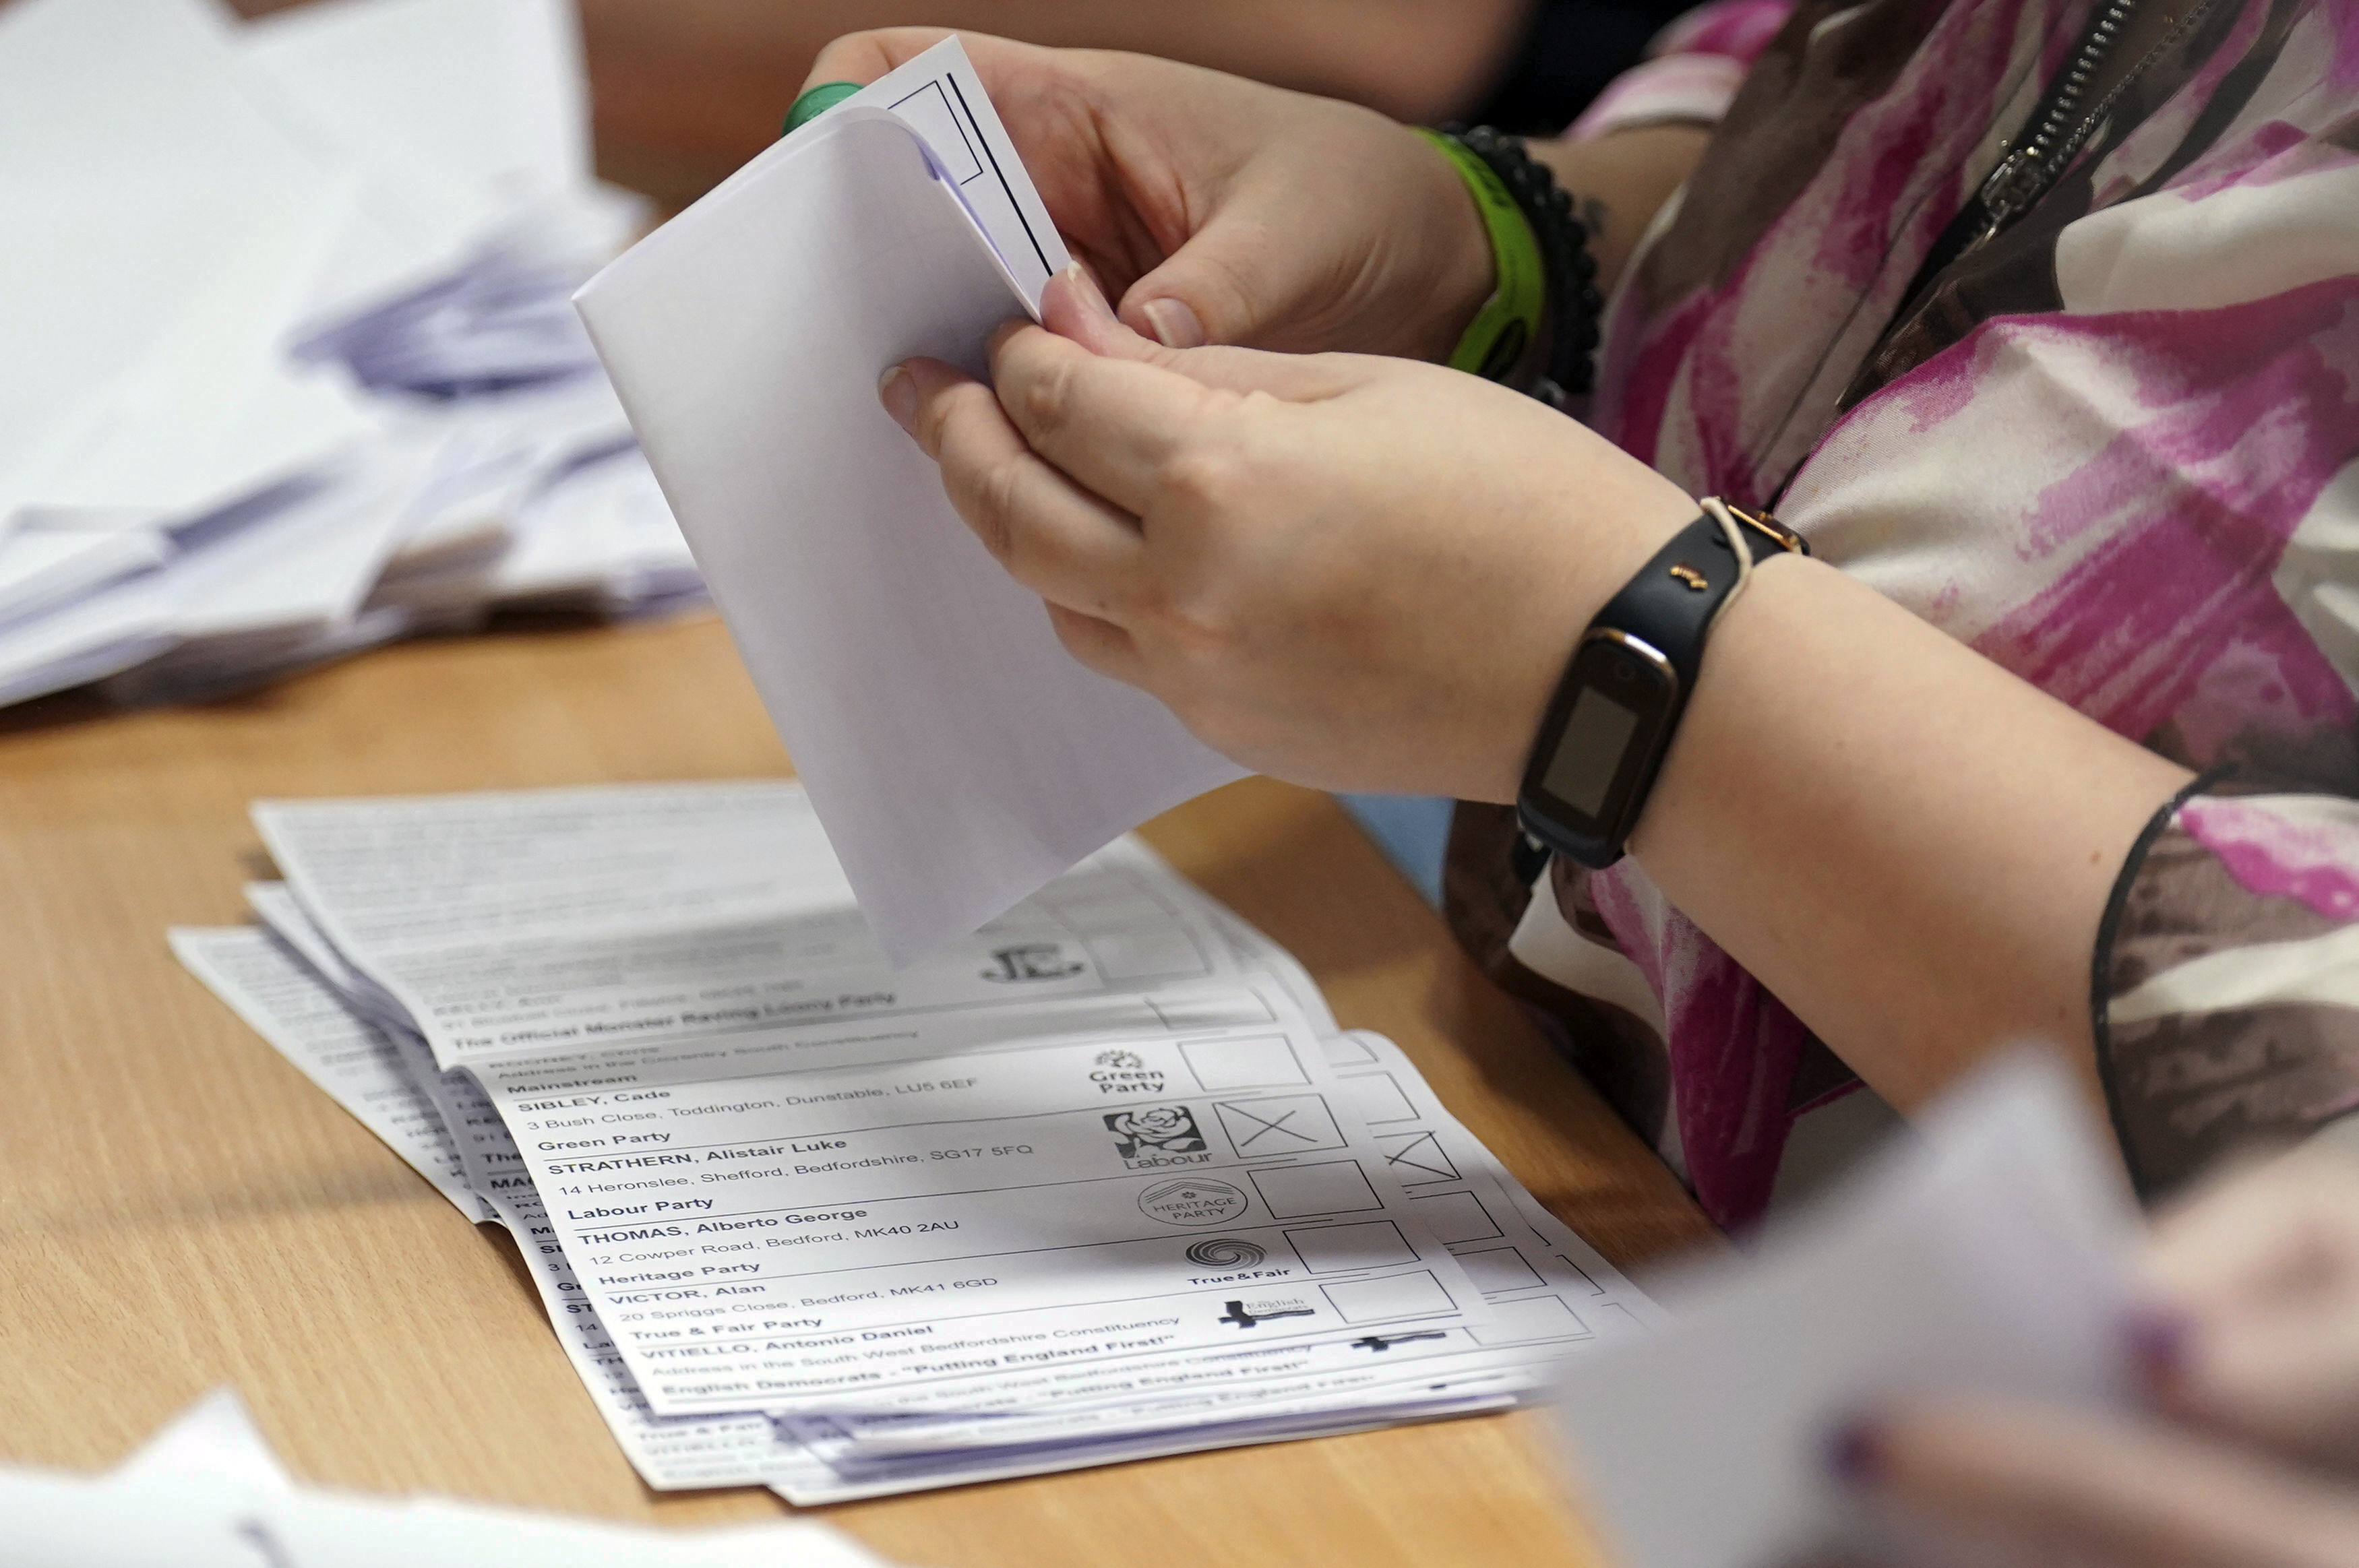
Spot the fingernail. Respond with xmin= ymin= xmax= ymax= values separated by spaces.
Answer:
xmin=782 ymin=80 xmax=860 ymax=136
xmin=1064 ymin=261 xmax=1114 ymax=317
xmin=878 ymin=365 xmax=916 ymax=433
xmin=1140 ymin=296 xmax=1205 ymax=350
xmin=2124 ymin=1305 xmax=2193 ymax=1386
xmin=1827 ymin=1420 xmax=1886 ymax=1486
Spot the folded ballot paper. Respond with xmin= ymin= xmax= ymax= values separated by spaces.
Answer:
xmin=575 ymin=41 xmax=1245 ymax=965
xmin=1 ymin=1386 xmax=892 ymax=1565
xmin=0 ymin=0 xmax=704 ymax=714
xmin=171 ymin=780 xmax=1661 ymax=1502
xmin=1552 ymin=1053 xmax=2141 ymax=1568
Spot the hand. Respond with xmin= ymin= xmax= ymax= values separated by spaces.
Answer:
xmin=804 ymin=28 xmax=1493 ymax=358
xmin=2143 ymin=1141 xmax=2359 ymax=1472
xmin=1843 ymin=1398 xmax=2359 ymax=1568
xmin=880 ymin=268 xmax=1695 ymax=801
xmin=1833 ymin=1146 xmax=2359 ymax=1567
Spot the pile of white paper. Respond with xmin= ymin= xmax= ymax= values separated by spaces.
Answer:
xmin=171 ymin=780 xmax=1663 ymax=1501
xmin=0 ymin=0 xmax=703 ymax=712
xmin=1 ymin=1387 xmax=894 ymax=1565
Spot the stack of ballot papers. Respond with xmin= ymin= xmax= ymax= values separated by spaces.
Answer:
xmin=171 ymin=780 xmax=1663 ymax=1502
xmin=0 ymin=0 xmax=703 ymax=713
xmin=2 ymin=1387 xmax=892 ymax=1565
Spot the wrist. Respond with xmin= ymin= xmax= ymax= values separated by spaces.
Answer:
xmin=1472 ymin=474 xmax=1690 ymax=803
xmin=1408 ymin=124 xmax=1510 ymax=365
xmin=1620 ymin=547 xmax=1826 ymax=869
xmin=1512 ymin=494 xmax=1798 ymax=862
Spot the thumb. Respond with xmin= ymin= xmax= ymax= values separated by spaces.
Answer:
xmin=1115 ymin=220 xmax=1285 ymax=354
xmin=1111 ymin=166 xmax=1361 ymax=356
xmin=1042 ymin=265 xmax=1370 ymax=403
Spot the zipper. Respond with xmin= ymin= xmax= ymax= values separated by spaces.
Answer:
xmin=1876 ymin=0 xmax=2229 ymax=336
xmin=1963 ymin=0 xmax=2226 ymax=253
xmin=1968 ymin=0 xmax=2140 ymax=248
xmin=1788 ymin=0 xmax=2234 ymax=497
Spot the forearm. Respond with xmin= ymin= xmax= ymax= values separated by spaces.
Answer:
xmin=1525 ymin=125 xmax=1711 ymax=296
xmin=905 ymin=233 xmax=2179 ymax=1114
xmin=1628 ymin=554 xmax=2192 ymax=1111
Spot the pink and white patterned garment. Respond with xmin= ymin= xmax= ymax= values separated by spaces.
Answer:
xmin=1445 ymin=0 xmax=2359 ymax=1228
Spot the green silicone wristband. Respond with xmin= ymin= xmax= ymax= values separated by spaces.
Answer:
xmin=783 ymin=80 xmax=861 ymax=135
xmin=1414 ymin=127 xmax=1546 ymax=381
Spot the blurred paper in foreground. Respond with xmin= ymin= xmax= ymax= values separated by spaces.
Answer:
xmin=0 ymin=1388 xmax=892 ymax=1566
xmin=1553 ymin=1051 xmax=2141 ymax=1568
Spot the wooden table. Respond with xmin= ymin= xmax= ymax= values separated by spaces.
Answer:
xmin=0 ymin=614 xmax=1713 ymax=1567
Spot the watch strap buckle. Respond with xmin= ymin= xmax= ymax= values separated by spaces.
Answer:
xmin=1717 ymin=501 xmax=1808 ymax=559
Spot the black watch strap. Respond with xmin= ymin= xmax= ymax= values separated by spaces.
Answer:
xmin=1598 ymin=512 xmax=1759 ymax=692
xmin=1516 ymin=502 xmax=1807 ymax=871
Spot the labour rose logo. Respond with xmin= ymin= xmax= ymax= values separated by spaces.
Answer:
xmin=1105 ymin=1105 xmax=1206 ymax=1159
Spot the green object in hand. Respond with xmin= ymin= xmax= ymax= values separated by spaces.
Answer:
xmin=783 ymin=81 xmax=861 ymax=135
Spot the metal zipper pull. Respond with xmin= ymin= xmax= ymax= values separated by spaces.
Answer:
xmin=1972 ymin=146 xmax=2051 ymax=245
xmin=1965 ymin=0 xmax=2224 ymax=254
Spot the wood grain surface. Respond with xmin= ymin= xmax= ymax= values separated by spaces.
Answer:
xmin=0 ymin=614 xmax=1713 ymax=1566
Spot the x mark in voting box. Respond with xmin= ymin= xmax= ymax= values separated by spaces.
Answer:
xmin=1213 ymin=1094 xmax=1347 ymax=1157
xmin=1376 ymin=1131 xmax=1463 ymax=1184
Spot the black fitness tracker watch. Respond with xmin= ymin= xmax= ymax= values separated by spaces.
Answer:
xmin=1516 ymin=500 xmax=1808 ymax=870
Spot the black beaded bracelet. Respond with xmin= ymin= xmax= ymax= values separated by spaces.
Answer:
xmin=1436 ymin=123 xmax=1603 ymax=404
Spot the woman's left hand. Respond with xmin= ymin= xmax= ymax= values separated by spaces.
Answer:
xmin=881 ymin=265 xmax=1695 ymax=801
xmin=1839 ymin=1395 xmax=2359 ymax=1568
xmin=1837 ymin=1148 xmax=2359 ymax=1567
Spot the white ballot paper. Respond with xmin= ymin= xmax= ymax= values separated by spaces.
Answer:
xmin=247 ymin=786 xmax=1487 ymax=1418
xmin=173 ymin=920 xmax=985 ymax=1501
xmin=808 ymin=1030 xmax=1664 ymax=1468
xmin=575 ymin=40 xmax=1243 ymax=964
xmin=169 ymin=921 xmax=490 ymax=1221
xmin=1551 ymin=1052 xmax=2141 ymax=1568
xmin=175 ymin=780 xmax=1662 ymax=1500
xmin=0 ymin=0 xmax=706 ymax=716
xmin=249 ymin=782 xmax=1279 ymax=1068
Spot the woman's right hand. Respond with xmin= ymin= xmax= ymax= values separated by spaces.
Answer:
xmin=800 ymin=28 xmax=1496 ymax=360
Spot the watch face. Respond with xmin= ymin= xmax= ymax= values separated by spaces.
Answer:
xmin=1541 ymin=681 xmax=1642 ymax=817
xmin=1521 ymin=633 xmax=1679 ymax=851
